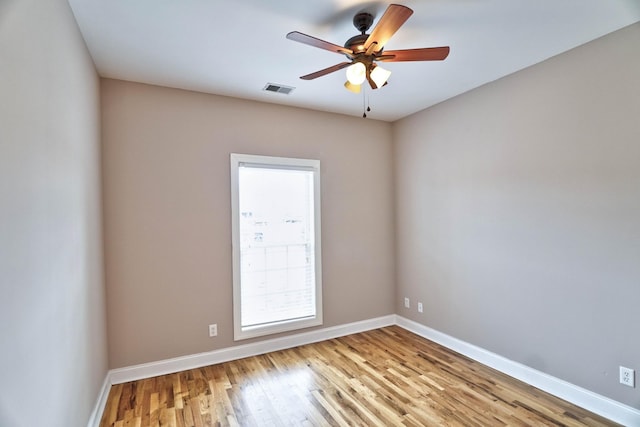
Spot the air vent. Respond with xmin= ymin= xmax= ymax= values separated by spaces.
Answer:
xmin=263 ymin=83 xmax=295 ymax=95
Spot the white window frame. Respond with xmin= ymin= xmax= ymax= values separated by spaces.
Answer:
xmin=230 ymin=153 xmax=323 ymax=340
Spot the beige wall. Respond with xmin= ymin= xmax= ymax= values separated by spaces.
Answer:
xmin=0 ymin=0 xmax=107 ymax=426
xmin=101 ymin=79 xmax=396 ymax=368
xmin=394 ymin=22 xmax=640 ymax=407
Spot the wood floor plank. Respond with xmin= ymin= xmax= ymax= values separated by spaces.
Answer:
xmin=99 ymin=326 xmax=619 ymax=426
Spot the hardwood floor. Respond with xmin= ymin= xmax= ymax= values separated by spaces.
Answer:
xmin=99 ymin=326 xmax=618 ymax=426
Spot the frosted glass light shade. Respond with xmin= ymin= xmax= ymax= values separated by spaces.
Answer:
xmin=344 ymin=81 xmax=361 ymax=93
xmin=370 ymin=66 xmax=391 ymax=88
xmin=346 ymin=62 xmax=366 ymax=85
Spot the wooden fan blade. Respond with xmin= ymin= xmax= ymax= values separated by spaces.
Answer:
xmin=364 ymin=4 xmax=413 ymax=52
xmin=287 ymin=31 xmax=353 ymax=56
xmin=300 ymin=62 xmax=352 ymax=80
xmin=379 ymin=46 xmax=450 ymax=62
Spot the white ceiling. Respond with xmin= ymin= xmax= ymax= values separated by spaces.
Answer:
xmin=68 ymin=0 xmax=640 ymax=122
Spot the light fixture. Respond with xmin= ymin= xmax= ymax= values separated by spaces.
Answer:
xmin=344 ymin=81 xmax=361 ymax=93
xmin=370 ymin=65 xmax=391 ymax=88
xmin=345 ymin=62 xmax=366 ymax=85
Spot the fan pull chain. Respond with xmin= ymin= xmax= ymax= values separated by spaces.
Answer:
xmin=362 ymin=86 xmax=367 ymax=118
xmin=362 ymin=88 xmax=372 ymax=118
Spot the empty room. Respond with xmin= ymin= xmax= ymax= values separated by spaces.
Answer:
xmin=1 ymin=0 xmax=639 ymax=426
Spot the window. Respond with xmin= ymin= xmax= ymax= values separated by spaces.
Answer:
xmin=230 ymin=153 xmax=322 ymax=340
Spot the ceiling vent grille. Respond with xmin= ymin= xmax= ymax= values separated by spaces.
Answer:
xmin=263 ymin=83 xmax=295 ymax=95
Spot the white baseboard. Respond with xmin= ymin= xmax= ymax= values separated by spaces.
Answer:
xmin=90 ymin=314 xmax=639 ymax=427
xmin=109 ymin=314 xmax=396 ymax=384
xmin=396 ymin=316 xmax=640 ymax=427
xmin=87 ymin=374 xmax=111 ymax=427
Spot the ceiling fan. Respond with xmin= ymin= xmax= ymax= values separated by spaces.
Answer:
xmin=286 ymin=4 xmax=450 ymax=94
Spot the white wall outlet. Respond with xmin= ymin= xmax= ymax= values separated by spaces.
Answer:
xmin=620 ymin=366 xmax=635 ymax=387
xmin=404 ymin=297 xmax=410 ymax=309
xmin=208 ymin=323 xmax=218 ymax=337
xmin=418 ymin=302 xmax=423 ymax=313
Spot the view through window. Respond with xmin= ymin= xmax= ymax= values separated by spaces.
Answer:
xmin=230 ymin=154 xmax=322 ymax=340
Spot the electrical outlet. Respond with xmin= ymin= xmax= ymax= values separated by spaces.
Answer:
xmin=418 ymin=302 xmax=423 ymax=313
xmin=404 ymin=297 xmax=410 ymax=308
xmin=209 ymin=324 xmax=218 ymax=337
xmin=620 ymin=366 xmax=635 ymax=387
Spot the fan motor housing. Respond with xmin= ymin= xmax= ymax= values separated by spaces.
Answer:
xmin=344 ymin=34 xmax=369 ymax=53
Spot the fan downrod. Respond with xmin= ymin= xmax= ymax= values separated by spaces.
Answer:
xmin=345 ymin=12 xmax=374 ymax=53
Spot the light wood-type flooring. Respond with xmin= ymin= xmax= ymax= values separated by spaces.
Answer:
xmin=99 ymin=326 xmax=618 ymax=426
